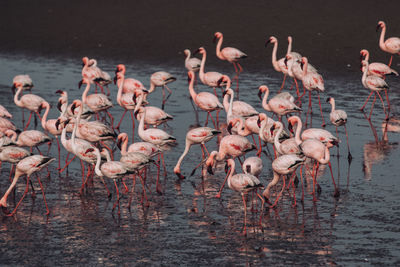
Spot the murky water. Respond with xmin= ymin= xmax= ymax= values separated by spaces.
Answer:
xmin=0 ymin=51 xmax=399 ymax=266
xmin=1 ymin=0 xmax=400 ymax=264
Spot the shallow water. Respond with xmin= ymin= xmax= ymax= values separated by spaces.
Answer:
xmin=0 ymin=51 xmax=399 ymax=266
xmin=1 ymin=0 xmax=400 ymax=265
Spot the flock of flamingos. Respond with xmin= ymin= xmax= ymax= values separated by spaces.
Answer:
xmin=0 ymin=20 xmax=399 ymax=234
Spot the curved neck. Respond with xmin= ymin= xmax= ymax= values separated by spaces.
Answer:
xmin=188 ymin=74 xmax=197 ymax=100
xmin=185 ymin=51 xmax=191 ymax=64
xmin=81 ymin=82 xmax=91 ymax=104
xmin=294 ymin=118 xmax=303 ymax=146
xmin=71 ymin=104 xmax=83 ymax=150
xmin=273 ymin=122 xmax=283 ymax=154
xmin=61 ymin=125 xmax=68 ymax=147
xmin=199 ymin=52 xmax=206 ymax=82
xmin=262 ymin=89 xmax=271 ymax=111
xmin=6 ymin=130 xmax=17 ymax=142
xmin=362 ymin=62 xmax=369 ymax=87
xmin=329 ymin=99 xmax=336 ymax=113
xmin=319 ymin=146 xmax=330 ymax=164
xmin=227 ymin=91 xmax=234 ymax=117
xmin=14 ymin=87 xmax=23 ymax=108
xmin=235 ymin=118 xmax=246 ymax=135
xmin=364 ymin=51 xmax=370 ymax=61
xmin=302 ymin=58 xmax=308 ymax=77
xmin=174 ymin=139 xmax=191 ymax=173
xmin=94 ymin=148 xmax=103 ymax=177
xmin=149 ymin=81 xmax=156 ymax=93
xmin=138 ymin=107 xmax=146 ymax=137
xmin=41 ymin=103 xmax=50 ymax=130
xmin=116 ymin=75 xmax=125 ymax=106
xmin=120 ymin=136 xmax=128 ymax=156
xmin=226 ymin=160 xmax=235 ymax=188
xmin=271 ymin=41 xmax=280 ymax=72
xmin=216 ymin=36 xmax=224 ymax=60
xmin=263 ymin=171 xmax=280 ymax=198
xmin=379 ymin=25 xmax=386 ymax=51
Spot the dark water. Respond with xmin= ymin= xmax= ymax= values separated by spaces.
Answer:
xmin=1 ymin=1 xmax=400 ymax=266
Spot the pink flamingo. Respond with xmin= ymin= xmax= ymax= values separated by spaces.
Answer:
xmin=117 ymin=133 xmax=160 ymax=158
xmin=114 ymin=64 xmax=146 ymax=94
xmin=263 ymin=154 xmax=305 ymax=207
xmin=258 ymin=85 xmax=301 ymax=120
xmin=89 ymin=147 xmax=133 ymax=215
xmin=14 ymin=82 xmax=47 ymax=130
xmin=326 ymin=97 xmax=352 ymax=161
xmin=195 ymin=47 xmax=226 ymax=96
xmin=0 ymin=155 xmax=54 ymax=216
xmin=14 ymin=130 xmax=51 ymax=154
xmin=214 ymin=32 xmax=247 ymax=78
xmin=242 ymin=156 xmax=263 ymax=178
xmin=227 ymin=116 xmax=262 ymax=152
xmin=184 ymin=49 xmax=201 ymax=72
xmin=257 ymin=113 xmax=286 ymax=157
xmin=0 ymin=146 xmax=31 ymax=182
xmin=376 ymin=21 xmax=400 ymax=67
xmin=56 ymin=90 xmax=94 ymax=120
xmin=148 ymin=71 xmax=176 ymax=109
xmin=0 ymin=131 xmax=17 ymax=148
xmin=205 ymin=134 xmax=256 ymax=198
xmin=360 ymin=60 xmax=390 ymax=119
xmin=174 ymin=126 xmax=220 ymax=179
xmin=0 ymin=105 xmax=12 ymax=118
xmin=223 ymin=87 xmax=259 ymax=119
xmin=224 ymin=158 xmax=264 ymax=235
xmin=187 ymin=71 xmax=223 ymax=128
xmin=299 ymin=57 xmax=326 ymax=127
xmin=89 ymin=58 xmax=112 ymax=95
xmin=0 ymin=117 xmax=16 ymax=134
xmin=134 ymin=106 xmax=173 ymax=128
xmin=360 ymin=49 xmax=398 ymax=78
xmin=80 ymin=77 xmax=114 ymax=125
xmin=272 ymin=121 xmax=301 ymax=155
xmin=288 ymin=116 xmax=339 ymax=199
xmin=12 ymin=74 xmax=33 ymax=94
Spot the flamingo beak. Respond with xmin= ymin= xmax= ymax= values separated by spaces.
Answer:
xmin=376 ymin=24 xmax=381 ymax=32
xmin=85 ymin=148 xmax=95 ymax=154
xmin=246 ymin=165 xmax=251 ymax=174
xmin=207 ymin=164 xmax=214 ymax=175
xmin=193 ymin=49 xmax=200 ymax=56
xmin=55 ymin=89 xmax=63 ymax=94
xmin=326 ymin=97 xmax=331 ymax=103
xmin=116 ymin=138 xmax=122 ymax=150
xmin=300 ymin=61 xmax=304 ymax=70
xmin=134 ymin=110 xmax=139 ymax=118
xmin=71 ymin=102 xmax=77 ymax=113
xmin=132 ymin=94 xmax=137 ymax=105
xmin=217 ymin=77 xmax=224 ymax=87
xmin=257 ymin=90 xmax=262 ymax=100
xmin=78 ymin=80 xmax=83 ymax=89
xmin=55 ymin=119 xmax=61 ymax=130
xmin=113 ymin=76 xmax=117 ymax=85
xmin=284 ymin=57 xmax=288 ymax=67
xmin=257 ymin=117 xmax=261 ymax=128
xmin=270 ymin=124 xmax=276 ymax=135
xmin=265 ymin=39 xmax=272 ymax=47
xmin=227 ymin=123 xmax=233 ymax=134
xmin=213 ymin=35 xmax=218 ymax=43
xmin=224 ymin=163 xmax=229 ymax=174
xmin=222 ymin=89 xmax=229 ymax=97
xmin=288 ymin=122 xmax=294 ymax=134
xmin=57 ymin=100 xmax=62 ymax=112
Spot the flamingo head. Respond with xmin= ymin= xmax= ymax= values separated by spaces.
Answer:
xmin=258 ymin=85 xmax=268 ymax=99
xmin=78 ymin=78 xmax=89 ymax=88
xmin=115 ymin=64 xmax=125 ymax=74
xmin=376 ymin=21 xmax=385 ymax=31
xmin=174 ymin=166 xmax=185 ymax=179
xmin=213 ymin=32 xmax=222 ymax=43
xmin=81 ymin=57 xmax=89 ymax=66
xmin=205 ymin=153 xmax=216 ymax=175
xmin=193 ymin=47 xmax=205 ymax=55
xmin=326 ymin=97 xmax=333 ymax=104
xmin=70 ymin=100 xmax=82 ymax=114
xmin=183 ymin=49 xmax=190 ymax=56
xmin=11 ymin=82 xmax=23 ymax=94
xmin=217 ymin=75 xmax=229 ymax=87
xmin=227 ymin=121 xmax=235 ymax=135
xmin=245 ymin=165 xmax=252 ymax=174
xmin=55 ymin=118 xmax=69 ymax=130
xmin=113 ymin=72 xmax=123 ymax=85
xmin=187 ymin=71 xmax=195 ymax=83
xmin=257 ymin=113 xmax=266 ymax=128
xmin=116 ymin=133 xmax=128 ymax=150
xmin=265 ymin=36 xmax=277 ymax=47
xmin=360 ymin=49 xmax=368 ymax=60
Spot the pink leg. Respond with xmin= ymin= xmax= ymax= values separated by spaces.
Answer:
xmin=360 ymin=91 xmax=373 ymax=111
xmin=37 ymin=175 xmax=50 ymax=215
xmin=115 ymin=109 xmax=127 ymax=130
xmin=112 ymin=180 xmax=120 ymax=215
xmin=376 ymin=91 xmax=388 ymax=119
xmin=215 ymin=167 xmax=230 ymax=198
xmin=24 ymin=111 xmax=33 ymax=130
xmin=130 ymin=110 xmax=135 ymax=142
xmin=209 ymin=112 xmax=218 ymax=129
xmin=344 ymin=125 xmax=352 ymax=161
xmin=328 ymin=161 xmax=340 ymax=198
xmin=7 ymin=175 xmax=30 ymax=216
xmin=204 ymin=112 xmax=209 ymax=127
xmin=317 ymin=92 xmax=326 ymax=127
xmin=384 ymin=89 xmax=391 ymax=113
xmin=106 ymin=110 xmax=114 ymax=127
xmin=388 ymin=55 xmax=393 ymax=67
xmin=59 ymin=155 xmax=76 ymax=173
xmin=278 ymin=74 xmax=287 ymax=93
xmin=368 ymin=93 xmax=377 ymax=120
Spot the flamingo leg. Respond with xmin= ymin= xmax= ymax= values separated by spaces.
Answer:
xmin=204 ymin=112 xmax=209 ymax=127
xmin=344 ymin=125 xmax=352 ymax=162
xmin=128 ymin=174 xmax=137 ymax=211
xmin=376 ymin=91 xmax=388 ymax=119
xmin=384 ymin=89 xmax=391 ymax=114
xmin=305 ymin=91 xmax=312 ymax=126
xmin=328 ymin=162 xmax=340 ymax=198
xmin=360 ymin=91 xmax=373 ymax=111
xmin=100 ymin=141 xmax=114 ymax=161
xmin=209 ymin=112 xmax=218 ymax=129
xmin=300 ymin=165 xmax=305 ymax=202
xmin=368 ymin=93 xmax=377 ymax=120
xmin=115 ymin=109 xmax=127 ymax=130
xmin=271 ymin=174 xmax=286 ymax=208
xmin=37 ymin=175 xmax=50 ymax=215
xmin=138 ymin=172 xmax=149 ymax=206
xmin=106 ymin=110 xmax=114 ymax=127
xmin=278 ymin=74 xmax=287 ymax=93
xmin=8 ymin=165 xmax=15 ymax=183
xmin=7 ymin=175 xmax=30 ymax=217
xmin=294 ymin=78 xmax=301 ymax=99
xmin=317 ymin=92 xmax=326 ymax=127
xmin=215 ymin=166 xmax=230 ymax=198
xmin=112 ymin=180 xmax=120 ymax=215
xmin=388 ymin=55 xmax=393 ymax=67
xmin=129 ymin=110 xmax=135 ymax=142
xmin=24 ymin=111 xmax=33 ymax=130
xmin=242 ymin=193 xmax=247 ymax=236
xmin=59 ymin=155 xmax=76 ymax=173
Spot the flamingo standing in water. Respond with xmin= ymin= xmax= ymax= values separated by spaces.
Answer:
xmin=0 ymin=155 xmax=54 ymax=216
xmin=299 ymin=57 xmax=326 ymax=127
xmin=360 ymin=49 xmax=398 ymax=78
xmin=360 ymin=60 xmax=389 ymax=119
xmin=376 ymin=21 xmax=400 ymax=67
xmin=80 ymin=77 xmax=114 ymax=125
xmin=148 ymin=71 xmax=176 ymax=109
xmin=174 ymin=126 xmax=220 ymax=179
xmin=195 ymin=47 xmax=226 ymax=96
xmin=0 ymin=146 xmax=31 ymax=182
xmin=326 ymin=97 xmax=352 ymax=161
xmin=14 ymin=82 xmax=47 ymax=130
xmin=224 ymin=158 xmax=264 ymax=235
xmin=184 ymin=49 xmax=201 ymax=72
xmin=14 ymin=130 xmax=51 ymax=154
xmin=242 ymin=156 xmax=263 ymax=178
xmin=263 ymin=153 xmax=305 ymax=207
xmin=187 ymin=71 xmax=223 ymax=128
xmin=117 ymin=133 xmax=160 ymax=158
xmin=214 ymin=32 xmax=247 ymax=78
xmin=89 ymin=58 xmax=112 ymax=95
xmin=114 ymin=64 xmax=146 ymax=94
xmin=227 ymin=116 xmax=262 ymax=151
xmin=223 ymin=86 xmax=259 ymax=119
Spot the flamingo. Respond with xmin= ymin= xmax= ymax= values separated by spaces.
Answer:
xmin=360 ymin=49 xmax=398 ymax=78
xmin=326 ymin=97 xmax=352 ymax=161
xmin=195 ymin=47 xmax=226 ymax=96
xmin=134 ymin=106 xmax=173 ymax=128
xmin=272 ymin=121 xmax=301 ymax=155
xmin=174 ymin=126 xmax=220 ymax=179
xmin=242 ymin=156 xmax=263 ymax=178
xmin=56 ymin=90 xmax=94 ymax=120
xmin=0 ymin=146 xmax=31 ymax=182
xmin=14 ymin=130 xmax=51 ymax=154
xmin=0 ymin=131 xmax=17 ymax=148
xmin=257 ymin=112 xmax=289 ymax=157
xmin=0 ymin=117 xmax=17 ymax=134
xmin=117 ymin=133 xmax=160 ymax=158
xmin=0 ymin=155 xmax=55 ymax=216
xmin=13 ymin=82 xmax=47 ymax=130
xmin=288 ymin=116 xmax=339 ymax=199
xmin=89 ymin=147 xmax=134 ymax=214
xmin=81 ymin=57 xmax=101 ymax=81
xmin=148 ymin=71 xmax=176 ymax=109
xmin=258 ymin=85 xmax=301 ymax=121
xmin=187 ymin=71 xmax=223 ymax=128
xmin=0 ymin=105 xmax=12 ymax=118
xmin=360 ymin=60 xmax=390 ymax=119
xmin=227 ymin=116 xmax=262 ymax=152
xmin=224 ymin=158 xmax=264 ymax=235
xmin=184 ymin=49 xmax=201 ymax=72
xmin=376 ymin=21 xmax=400 ymax=67
xmin=263 ymin=154 xmax=305 ymax=207
xmin=79 ymin=77 xmax=114 ymax=125
xmin=114 ymin=64 xmax=146 ymax=94
xmin=299 ymin=57 xmax=326 ymax=127
xmin=223 ymin=87 xmax=259 ymax=119
xmin=214 ymin=32 xmax=247 ymax=78
xmin=89 ymin=58 xmax=112 ymax=95
xmin=12 ymin=74 xmax=33 ymax=94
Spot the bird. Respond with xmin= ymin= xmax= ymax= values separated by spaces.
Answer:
xmin=174 ymin=126 xmax=220 ymax=179
xmin=114 ymin=64 xmax=146 ymax=94
xmin=0 ymin=105 xmax=12 ymax=118
xmin=242 ymin=156 xmax=263 ymax=178
xmin=14 ymin=130 xmax=51 ymax=154
xmin=148 ymin=71 xmax=176 ymax=109
xmin=326 ymin=97 xmax=352 ymax=161
xmin=298 ymin=56 xmax=326 ymax=127
xmin=0 ymin=146 xmax=31 ymax=182
xmin=227 ymin=116 xmax=263 ymax=152
xmin=263 ymin=154 xmax=305 ymax=207
xmin=285 ymin=53 xmax=317 ymax=99
xmin=184 ymin=49 xmax=201 ymax=72
xmin=12 ymin=74 xmax=33 ymax=94
xmin=56 ymin=90 xmax=94 ymax=120
xmin=13 ymin=82 xmax=47 ymax=130
xmin=360 ymin=60 xmax=389 ymax=119
xmin=117 ymin=132 xmax=161 ymax=158
xmin=0 ymin=117 xmax=17 ymax=134
xmin=258 ymin=85 xmax=301 ymax=120
xmin=272 ymin=121 xmax=301 ymax=156
xmin=0 ymin=155 xmax=55 ymax=216
xmin=224 ymin=158 xmax=263 ymax=235
xmin=360 ymin=49 xmax=398 ymax=78
xmin=89 ymin=58 xmax=112 ymax=95
xmin=223 ymin=87 xmax=259 ymax=119
xmin=187 ymin=71 xmax=224 ymax=128
xmin=213 ymin=32 xmax=247 ymax=78
xmin=376 ymin=21 xmax=400 ymax=67
xmin=134 ymin=106 xmax=173 ymax=128
xmin=194 ymin=47 xmax=226 ymax=96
